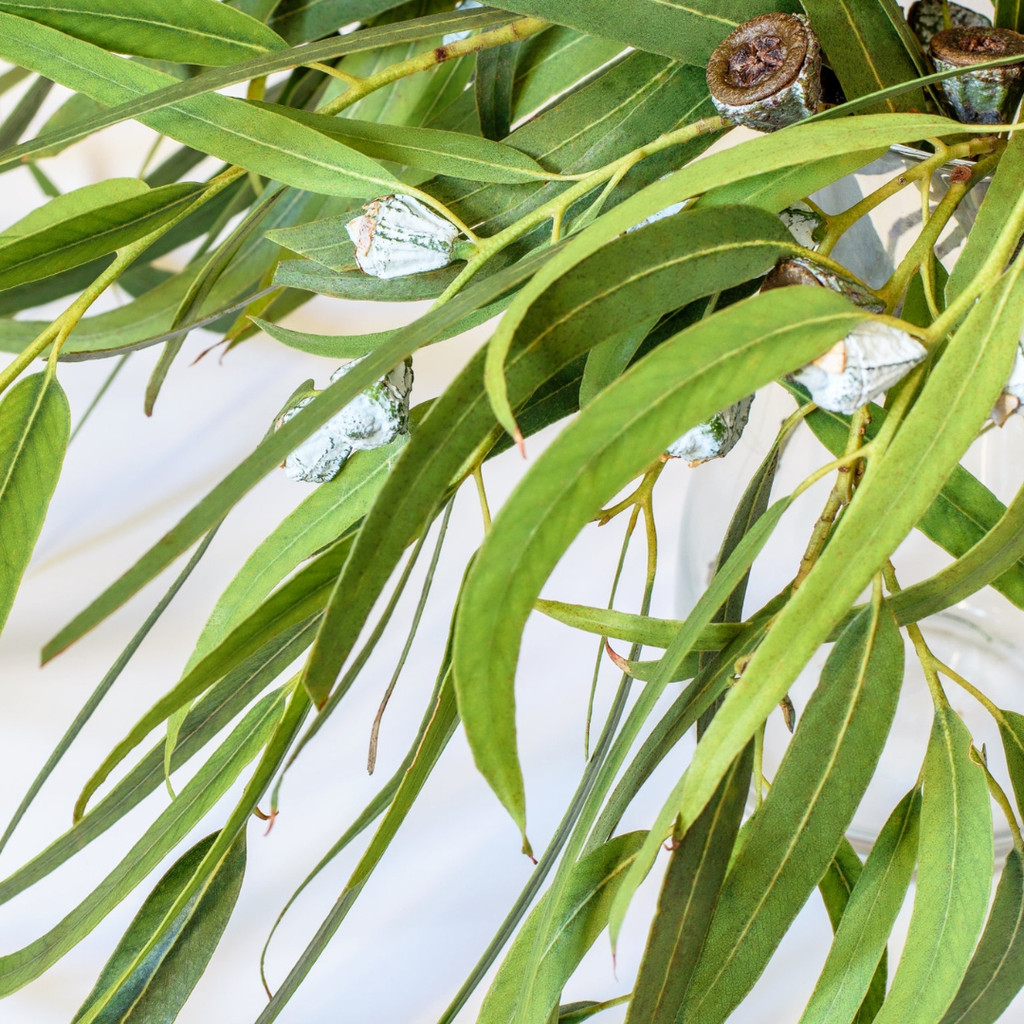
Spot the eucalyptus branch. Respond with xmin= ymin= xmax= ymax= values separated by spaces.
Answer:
xmin=970 ymin=745 xmax=1024 ymax=852
xmin=314 ymin=17 xmax=550 ymax=118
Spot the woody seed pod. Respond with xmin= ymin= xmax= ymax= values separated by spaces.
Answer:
xmin=705 ymin=13 xmax=823 ymax=132
xmin=792 ymin=323 xmax=926 ymax=415
xmin=666 ymin=395 xmax=754 ymax=466
xmin=761 ymin=256 xmax=885 ymax=313
xmin=907 ymin=1 xmax=991 ymax=49
xmin=280 ymin=357 xmax=413 ymax=483
xmin=930 ymin=27 xmax=1024 ymax=124
xmin=346 ymin=194 xmax=462 ymax=280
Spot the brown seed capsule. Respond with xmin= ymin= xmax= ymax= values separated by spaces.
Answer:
xmin=705 ymin=13 xmax=823 ymax=132
xmin=930 ymin=27 xmax=1024 ymax=124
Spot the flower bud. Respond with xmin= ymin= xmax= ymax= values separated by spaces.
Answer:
xmin=705 ymin=13 xmax=823 ymax=132
xmin=443 ymin=0 xmax=483 ymax=45
xmin=930 ymin=27 xmax=1024 ymax=124
xmin=346 ymin=194 xmax=462 ymax=280
xmin=666 ymin=394 xmax=753 ymax=466
xmin=279 ymin=357 xmax=413 ymax=483
xmin=908 ymin=1 xmax=991 ymax=48
xmin=792 ymin=322 xmax=926 ymax=414
xmin=778 ymin=201 xmax=825 ymax=250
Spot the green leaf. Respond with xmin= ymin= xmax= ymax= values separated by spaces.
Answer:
xmin=938 ymin=846 xmax=1024 ymax=1024
xmin=0 ymin=14 xmax=404 ymax=199
xmin=948 ymin=132 xmax=1024 ymax=302
xmin=800 ymin=0 xmax=925 ymax=112
xmin=478 ymin=832 xmax=647 ymax=1024
xmin=798 ymin=790 xmax=921 ymax=1024
xmin=455 ymin=288 xmax=860 ymax=836
xmin=0 ymin=183 xmax=200 ymax=292
xmin=0 ymin=372 xmax=69 ymax=635
xmin=870 ymin=703 xmax=994 ymax=1024
xmin=678 ymin=599 xmax=904 ymax=1024
xmin=0 ymin=0 xmax=286 ymax=64
xmin=995 ymin=0 xmax=1024 ymax=33
xmin=464 ymin=0 xmax=799 ymax=65
xmin=625 ymin=750 xmax=751 ymax=1024
xmin=476 ymin=36 xmax=520 ymax=141
xmin=673 ymin=259 xmax=1024 ymax=838
xmin=72 ymin=830 xmax=246 ymax=1024
xmin=273 ymin=256 xmax=460 ymax=300
xmin=253 ymin=104 xmax=556 ymax=183
xmin=579 ymin=318 xmax=657 ymax=408
xmin=795 ymin=394 xmax=1024 ymax=612
xmin=483 ymin=200 xmax=796 ymax=448
xmin=0 ymin=7 xmax=512 ymax=173
xmin=535 ymin=600 xmax=740 ymax=651
xmin=0 ymin=178 xmax=150 ymax=241
xmin=996 ymin=710 xmax=1024 ymax=821
xmin=269 ymin=0 xmax=416 ymax=45
xmin=188 ymin=442 xmax=404 ymax=667
xmin=0 ymin=689 xmax=286 ymax=994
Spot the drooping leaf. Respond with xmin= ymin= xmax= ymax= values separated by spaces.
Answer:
xmin=454 ymin=288 xmax=861 ymax=837
xmin=0 ymin=690 xmax=286 ymax=994
xmin=625 ymin=750 xmax=751 ymax=1024
xmin=676 ymin=599 xmax=904 ymax=1024
xmin=938 ymin=846 xmax=1024 ymax=1024
xmin=478 ymin=833 xmax=647 ymax=1024
xmin=0 ymin=0 xmax=286 ymax=65
xmin=0 ymin=372 xmax=69 ymax=635
xmin=72 ymin=830 xmax=246 ymax=1024
xmin=995 ymin=0 xmax=1024 ymax=33
xmin=671 ymin=259 xmax=1024 ymax=836
xmin=798 ymin=790 xmax=921 ymax=1024
xmin=870 ymin=703 xmax=994 ymax=1024
xmin=0 ymin=178 xmax=150 ymax=241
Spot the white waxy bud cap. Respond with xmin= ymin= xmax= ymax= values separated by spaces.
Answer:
xmin=778 ymin=201 xmax=824 ymax=250
xmin=793 ymin=322 xmax=926 ymax=414
xmin=666 ymin=394 xmax=754 ymax=466
xmin=443 ymin=0 xmax=483 ymax=45
xmin=280 ymin=357 xmax=414 ymax=483
xmin=346 ymin=195 xmax=461 ymax=280
xmin=992 ymin=338 xmax=1024 ymax=425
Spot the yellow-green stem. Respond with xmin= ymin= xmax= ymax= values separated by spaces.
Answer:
xmin=970 ymin=745 xmax=1024 ymax=851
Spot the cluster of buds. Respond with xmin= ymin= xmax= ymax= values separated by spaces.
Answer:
xmin=346 ymin=194 xmax=466 ymax=280
xmin=907 ymin=0 xmax=991 ymax=48
xmin=762 ymin=257 xmax=926 ymax=415
xmin=278 ymin=357 xmax=413 ymax=483
xmin=929 ymin=25 xmax=1024 ymax=125
xmin=666 ymin=395 xmax=754 ymax=466
xmin=705 ymin=13 xmax=823 ymax=132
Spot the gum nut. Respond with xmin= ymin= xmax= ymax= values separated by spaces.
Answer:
xmin=705 ymin=13 xmax=823 ymax=132
xmin=908 ymin=0 xmax=990 ymax=48
xmin=330 ymin=357 xmax=412 ymax=449
xmin=931 ymin=27 xmax=1024 ymax=124
xmin=280 ymin=400 xmax=353 ymax=484
xmin=778 ymin=201 xmax=824 ymax=249
xmin=443 ymin=0 xmax=483 ymax=45
xmin=761 ymin=256 xmax=886 ymax=313
xmin=345 ymin=194 xmax=460 ymax=280
xmin=666 ymin=394 xmax=754 ymax=465
xmin=793 ymin=322 xmax=926 ymax=414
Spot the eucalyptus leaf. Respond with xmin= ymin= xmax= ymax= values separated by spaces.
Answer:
xmin=72 ymin=830 xmax=246 ymax=1024
xmin=0 ymin=372 xmax=69 ymax=635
